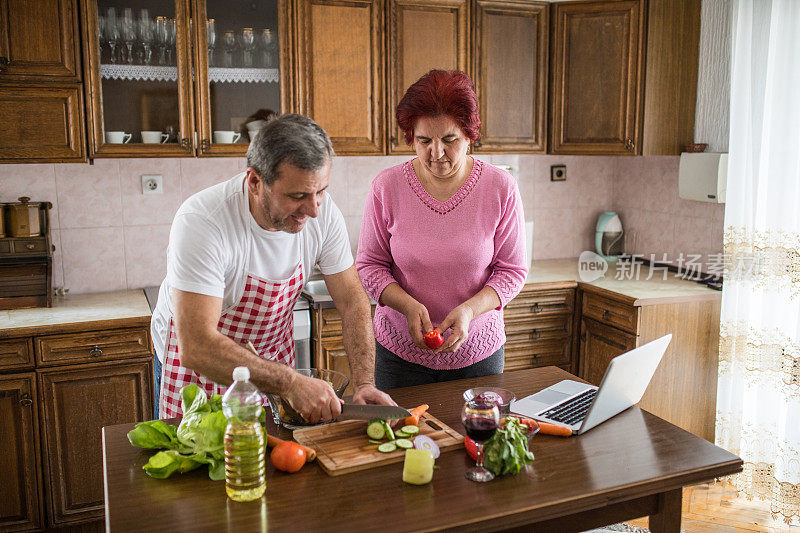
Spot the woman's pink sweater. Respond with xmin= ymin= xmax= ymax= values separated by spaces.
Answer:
xmin=356 ymin=158 xmax=528 ymax=370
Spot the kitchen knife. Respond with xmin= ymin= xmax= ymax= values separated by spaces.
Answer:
xmin=338 ymin=404 xmax=411 ymax=421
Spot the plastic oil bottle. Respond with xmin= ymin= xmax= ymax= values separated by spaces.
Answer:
xmin=221 ymin=366 xmax=265 ymax=502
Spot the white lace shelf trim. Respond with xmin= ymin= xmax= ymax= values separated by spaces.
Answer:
xmin=100 ymin=64 xmax=279 ymax=84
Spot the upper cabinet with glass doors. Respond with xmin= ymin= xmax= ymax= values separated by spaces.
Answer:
xmin=81 ymin=0 xmax=291 ymax=157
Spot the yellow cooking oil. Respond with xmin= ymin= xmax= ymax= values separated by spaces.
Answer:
xmin=224 ymin=420 xmax=265 ymax=502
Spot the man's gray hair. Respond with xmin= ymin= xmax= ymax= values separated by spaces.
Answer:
xmin=246 ymin=114 xmax=334 ymax=185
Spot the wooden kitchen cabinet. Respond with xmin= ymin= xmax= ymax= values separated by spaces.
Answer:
xmin=0 ymin=0 xmax=86 ymax=163
xmin=579 ymin=316 xmax=636 ymax=386
xmin=0 ymin=374 xmax=43 ymax=532
xmin=81 ymin=0 xmax=292 ymax=158
xmin=311 ymin=305 xmax=375 ymax=396
xmin=549 ymin=0 xmax=644 ymax=155
xmin=0 ymin=301 xmax=153 ymax=530
xmin=387 ymin=0 xmax=469 ymax=154
xmin=577 ymin=288 xmax=721 ymax=441
xmin=550 ymin=0 xmax=700 ymax=155
xmin=472 ymin=0 xmax=548 ymax=153
xmin=503 ymin=285 xmax=576 ymax=374
xmin=0 ymin=0 xmax=81 ymax=81
xmin=39 ymin=361 xmax=150 ymax=526
xmin=0 ymin=84 xmax=86 ymax=162
xmin=294 ymin=0 xmax=385 ymax=155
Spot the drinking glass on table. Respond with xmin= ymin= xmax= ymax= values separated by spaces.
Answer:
xmin=461 ymin=399 xmax=500 ymax=482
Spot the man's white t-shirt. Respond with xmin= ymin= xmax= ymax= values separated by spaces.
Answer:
xmin=151 ymin=173 xmax=353 ymax=361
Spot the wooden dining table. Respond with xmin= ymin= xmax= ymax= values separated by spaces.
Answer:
xmin=102 ymin=366 xmax=742 ymax=532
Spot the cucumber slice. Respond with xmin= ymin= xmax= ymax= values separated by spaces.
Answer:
xmin=381 ymin=420 xmax=395 ymax=441
xmin=366 ymin=419 xmax=386 ymax=440
xmin=395 ymin=438 xmax=413 ymax=449
xmin=377 ymin=442 xmax=397 ymax=453
xmin=394 ymin=430 xmax=409 ymax=438
xmin=368 ymin=439 xmax=383 ymax=445
xmin=401 ymin=425 xmax=420 ymax=436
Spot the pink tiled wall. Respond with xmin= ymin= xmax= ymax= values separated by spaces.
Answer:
xmin=612 ymin=156 xmax=725 ymax=269
xmin=0 ymin=154 xmax=723 ymax=294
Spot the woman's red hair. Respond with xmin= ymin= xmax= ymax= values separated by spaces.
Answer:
xmin=396 ymin=70 xmax=481 ymax=145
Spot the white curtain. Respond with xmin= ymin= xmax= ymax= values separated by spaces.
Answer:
xmin=716 ymin=0 xmax=800 ymax=525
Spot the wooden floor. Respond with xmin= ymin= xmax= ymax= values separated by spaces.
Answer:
xmin=626 ymin=482 xmax=800 ymax=532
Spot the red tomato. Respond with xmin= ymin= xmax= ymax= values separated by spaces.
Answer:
xmin=424 ymin=329 xmax=444 ymax=349
xmin=270 ymin=442 xmax=306 ymax=473
xmin=464 ymin=435 xmax=478 ymax=461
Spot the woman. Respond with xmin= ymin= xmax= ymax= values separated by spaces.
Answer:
xmin=356 ymin=69 xmax=528 ymax=390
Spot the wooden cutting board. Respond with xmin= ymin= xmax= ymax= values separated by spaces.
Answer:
xmin=293 ymin=412 xmax=463 ymax=476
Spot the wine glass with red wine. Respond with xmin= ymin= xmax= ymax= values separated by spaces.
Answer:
xmin=461 ymin=398 xmax=500 ymax=482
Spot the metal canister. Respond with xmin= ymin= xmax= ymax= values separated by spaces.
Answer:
xmin=7 ymin=197 xmax=42 ymax=237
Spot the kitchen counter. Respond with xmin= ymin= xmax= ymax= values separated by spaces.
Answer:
xmin=102 ymin=367 xmax=741 ymax=532
xmin=0 ymin=289 xmax=151 ymax=338
xmin=300 ymin=258 xmax=721 ymax=308
xmin=527 ymin=258 xmax=721 ymax=306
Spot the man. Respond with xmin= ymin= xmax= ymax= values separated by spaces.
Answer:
xmin=151 ymin=114 xmax=394 ymax=421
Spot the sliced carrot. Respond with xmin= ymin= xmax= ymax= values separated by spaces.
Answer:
xmin=266 ymin=433 xmax=317 ymax=462
xmin=500 ymin=416 xmax=572 ymax=437
xmin=404 ymin=404 xmax=429 ymax=426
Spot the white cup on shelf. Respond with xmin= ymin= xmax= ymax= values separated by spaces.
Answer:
xmin=213 ymin=130 xmax=241 ymax=144
xmin=105 ymin=131 xmax=132 ymax=144
xmin=141 ymin=131 xmax=169 ymax=144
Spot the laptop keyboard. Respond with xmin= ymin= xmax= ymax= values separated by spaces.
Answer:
xmin=540 ymin=389 xmax=597 ymax=426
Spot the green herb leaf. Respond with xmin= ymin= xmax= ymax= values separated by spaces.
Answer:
xmin=482 ymin=417 xmax=535 ymax=476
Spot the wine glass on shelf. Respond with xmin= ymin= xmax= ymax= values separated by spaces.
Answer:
xmin=461 ymin=399 xmax=500 ymax=482
xmin=206 ymin=19 xmax=216 ymax=67
xmin=259 ymin=28 xmax=273 ymax=68
xmin=155 ymin=17 xmax=167 ymax=65
xmin=121 ymin=8 xmax=136 ymax=64
xmin=165 ymin=18 xmax=176 ymax=65
xmin=104 ymin=7 xmax=120 ymax=64
xmin=97 ymin=14 xmax=105 ymax=59
xmin=222 ymin=30 xmax=236 ymax=67
xmin=138 ymin=12 xmax=154 ymax=65
xmin=239 ymin=28 xmax=255 ymax=67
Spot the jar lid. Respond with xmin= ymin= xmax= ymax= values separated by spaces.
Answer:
xmin=7 ymin=197 xmax=44 ymax=207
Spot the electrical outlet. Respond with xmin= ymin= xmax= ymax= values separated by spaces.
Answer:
xmin=142 ymin=174 xmax=163 ymax=195
xmin=550 ymin=165 xmax=566 ymax=182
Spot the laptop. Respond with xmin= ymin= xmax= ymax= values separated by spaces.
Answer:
xmin=509 ymin=334 xmax=672 ymax=435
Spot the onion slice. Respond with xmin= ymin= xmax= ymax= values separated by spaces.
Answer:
xmin=413 ymin=435 xmax=440 ymax=459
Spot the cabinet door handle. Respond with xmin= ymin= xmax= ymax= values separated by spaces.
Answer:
xmin=530 ymin=329 xmax=539 ymax=340
xmin=0 ymin=56 xmax=8 ymax=72
xmin=19 ymin=393 xmax=33 ymax=407
xmin=625 ymin=138 xmax=634 ymax=151
xmin=180 ymin=137 xmax=191 ymax=149
xmin=89 ymin=345 xmax=103 ymax=357
xmin=580 ymin=332 xmax=586 ymax=342
xmin=531 ymin=303 xmax=540 ymax=313
xmin=602 ymin=310 xmax=610 ymax=321
xmin=390 ymin=135 xmax=397 ymax=145
xmin=473 ymin=139 xmax=483 ymax=148
xmin=200 ymin=139 xmax=211 ymax=153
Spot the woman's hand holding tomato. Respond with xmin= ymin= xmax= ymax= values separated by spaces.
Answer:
xmin=435 ymin=304 xmax=474 ymax=353
xmin=402 ymin=300 xmax=434 ymax=349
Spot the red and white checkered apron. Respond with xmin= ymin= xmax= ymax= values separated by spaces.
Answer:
xmin=158 ymin=196 xmax=306 ymax=419
xmin=158 ymin=266 xmax=303 ymax=419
